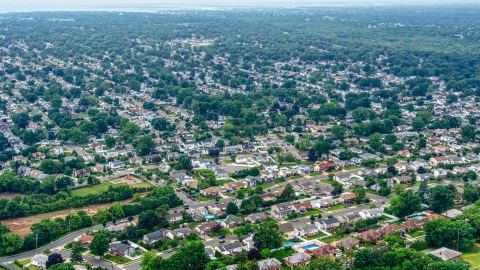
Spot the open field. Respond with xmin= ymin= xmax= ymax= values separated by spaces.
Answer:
xmin=71 ymin=177 xmax=153 ymax=196
xmin=2 ymin=197 xmax=139 ymax=238
xmin=461 ymin=243 xmax=480 ymax=268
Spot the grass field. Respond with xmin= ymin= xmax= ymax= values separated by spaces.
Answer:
xmin=320 ymin=179 xmax=336 ymax=185
xmin=217 ymin=180 xmax=233 ymax=186
xmin=305 ymin=209 xmax=323 ymax=216
xmin=328 ymin=204 xmax=347 ymax=211
xmin=461 ymin=244 xmax=480 ymax=268
xmin=195 ymin=195 xmax=217 ymax=202
xmin=309 ymin=172 xmax=323 ymax=176
xmin=406 ymin=230 xmax=426 ymax=238
xmin=305 ymin=231 xmax=327 ymax=240
xmin=71 ymin=181 xmax=153 ymax=196
xmin=270 ymin=249 xmax=295 ymax=270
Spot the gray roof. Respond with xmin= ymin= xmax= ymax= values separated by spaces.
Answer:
xmin=428 ymin=247 xmax=462 ymax=261
xmin=285 ymin=252 xmax=311 ymax=264
xmin=258 ymin=258 xmax=281 ymax=270
xmin=218 ymin=242 xmax=242 ymax=252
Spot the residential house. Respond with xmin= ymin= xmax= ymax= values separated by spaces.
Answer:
xmin=91 ymin=164 xmax=105 ymax=173
xmin=208 ymin=203 xmax=228 ymax=215
xmin=243 ymin=176 xmax=259 ymax=187
xmin=221 ymin=215 xmax=245 ymax=228
xmin=310 ymin=198 xmax=336 ymax=209
xmin=78 ymin=234 xmax=94 ymax=247
xmin=109 ymin=242 xmax=137 ymax=257
xmin=17 ymin=166 xmax=32 ymax=177
xmin=30 ymin=254 xmax=48 ymax=268
xmin=103 ymin=150 xmax=118 ymax=159
xmin=129 ymin=156 xmax=143 ymax=165
xmin=200 ymin=187 xmax=222 ymax=197
xmin=428 ymin=247 xmax=462 ymax=262
xmin=194 ymin=222 xmax=218 ymax=234
xmin=32 ymin=152 xmax=46 ymax=160
xmin=422 ymin=213 xmax=444 ymax=222
xmin=109 ymin=160 xmax=125 ymax=170
xmin=442 ymin=209 xmax=463 ymax=219
xmin=53 ymin=146 xmax=64 ymax=155
xmin=215 ymin=242 xmax=242 ymax=255
xmin=257 ymin=258 xmax=282 ymax=270
xmin=358 ymin=209 xmax=384 ymax=220
xmin=168 ymin=212 xmax=184 ymax=223
xmin=283 ymin=253 xmax=311 ymax=268
xmin=215 ymin=169 xmax=229 ymax=179
xmin=379 ymin=224 xmax=403 ymax=236
xmin=339 ymin=193 xmax=357 ymax=204
xmin=169 ymin=170 xmax=194 ymax=185
xmin=291 ymin=202 xmax=312 ymax=213
xmin=294 ymin=224 xmax=319 ymax=237
xmin=271 ymin=203 xmax=293 ymax=220
xmin=143 ymin=231 xmax=166 ymax=245
xmin=434 ymin=168 xmax=449 ymax=178
xmin=315 ymin=218 xmax=341 ymax=230
xmin=416 ymin=173 xmax=435 ymax=182
xmin=357 ymin=230 xmax=381 ymax=243
xmin=309 ymin=244 xmax=341 ymax=258
xmin=278 ymin=222 xmax=295 ymax=238
xmin=337 ymin=212 xmax=361 ymax=224
xmin=401 ymin=219 xmax=425 ymax=231
xmin=335 ymin=237 xmax=360 ymax=251
xmin=72 ymin=168 xmax=90 ymax=178
xmin=165 ymin=228 xmax=193 ymax=239
xmin=245 ymin=212 xmax=268 ymax=223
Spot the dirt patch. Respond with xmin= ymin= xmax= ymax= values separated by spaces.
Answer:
xmin=0 ymin=193 xmax=20 ymax=200
xmin=2 ymin=196 xmax=142 ymax=238
xmin=110 ymin=176 xmax=142 ymax=185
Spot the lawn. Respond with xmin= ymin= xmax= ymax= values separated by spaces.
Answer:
xmin=322 ymin=234 xmax=344 ymax=244
xmin=309 ymin=172 xmax=323 ymax=176
xmin=328 ymin=204 xmax=347 ymax=211
xmin=71 ymin=181 xmax=153 ymax=196
xmin=407 ymin=230 xmax=426 ymax=238
xmin=274 ymin=178 xmax=286 ymax=185
xmin=270 ymin=248 xmax=295 ymax=261
xmin=64 ymin=241 xmax=88 ymax=252
xmin=103 ymin=254 xmax=132 ymax=264
xmin=290 ymin=175 xmax=303 ymax=180
xmin=365 ymin=190 xmax=383 ymax=197
xmin=12 ymin=259 xmax=37 ymax=270
xmin=305 ymin=231 xmax=327 ymax=240
xmin=209 ymin=228 xmax=231 ymax=238
xmin=320 ymin=179 xmax=336 ymax=185
xmin=461 ymin=243 xmax=480 ymax=268
xmin=217 ymin=180 xmax=233 ymax=186
xmin=195 ymin=195 xmax=217 ymax=202
xmin=305 ymin=209 xmax=323 ymax=216
xmin=377 ymin=215 xmax=393 ymax=222
xmin=344 ymin=166 xmax=357 ymax=171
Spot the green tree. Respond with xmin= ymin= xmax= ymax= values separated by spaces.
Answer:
xmin=389 ymin=190 xmax=421 ymax=219
xmin=89 ymin=230 xmax=111 ymax=258
xmin=206 ymin=261 xmax=227 ymax=270
xmin=0 ymin=233 xmax=22 ymax=255
xmin=280 ymin=184 xmax=295 ymax=202
xmin=331 ymin=125 xmax=346 ymax=140
xmin=70 ymin=241 xmax=83 ymax=263
xmin=461 ymin=125 xmax=476 ymax=142
xmin=331 ymin=181 xmax=343 ymax=196
xmin=136 ymin=136 xmax=155 ymax=156
xmin=260 ymin=248 xmax=271 ymax=258
xmin=253 ymin=220 xmax=284 ymax=250
xmin=105 ymin=136 xmax=116 ymax=148
xmin=426 ymin=185 xmax=456 ymax=212
xmin=140 ymin=251 xmax=163 ymax=270
xmin=226 ymin=202 xmax=239 ymax=215
xmin=160 ymin=241 xmax=209 ymax=270
xmin=424 ymin=219 xmax=476 ymax=250
xmin=296 ymin=257 xmax=341 ymax=270
xmin=412 ymin=117 xmax=425 ymax=131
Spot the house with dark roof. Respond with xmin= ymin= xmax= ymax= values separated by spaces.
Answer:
xmin=283 ymin=253 xmax=311 ymax=268
xmin=335 ymin=237 xmax=360 ymax=251
xmin=215 ymin=242 xmax=242 ymax=255
xmin=258 ymin=258 xmax=282 ymax=270
xmin=428 ymin=247 xmax=462 ymax=261
xmin=143 ymin=231 xmax=166 ymax=245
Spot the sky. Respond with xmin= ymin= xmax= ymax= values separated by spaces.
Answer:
xmin=1 ymin=0 xmax=479 ymax=12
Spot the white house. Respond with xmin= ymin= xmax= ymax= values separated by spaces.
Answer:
xmin=53 ymin=146 xmax=64 ymax=155
xmin=30 ymin=254 xmax=48 ymax=268
xmin=215 ymin=242 xmax=243 ymax=255
xmin=109 ymin=160 xmax=125 ymax=170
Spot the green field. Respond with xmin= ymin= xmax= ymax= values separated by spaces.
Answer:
xmin=461 ymin=244 xmax=480 ymax=268
xmin=406 ymin=230 xmax=426 ymax=238
xmin=305 ymin=209 xmax=323 ymax=216
xmin=71 ymin=181 xmax=153 ymax=196
xmin=103 ymin=254 xmax=132 ymax=264
xmin=12 ymin=259 xmax=37 ymax=270
xmin=217 ymin=180 xmax=233 ymax=186
xmin=305 ymin=231 xmax=327 ymax=240
xmin=328 ymin=204 xmax=347 ymax=211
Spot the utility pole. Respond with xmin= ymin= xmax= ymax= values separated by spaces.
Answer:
xmin=35 ymin=233 xmax=38 ymax=250
xmin=457 ymin=229 xmax=460 ymax=251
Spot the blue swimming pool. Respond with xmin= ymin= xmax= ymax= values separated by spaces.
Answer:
xmin=409 ymin=216 xmax=422 ymax=220
xmin=284 ymin=242 xmax=293 ymax=247
xmin=301 ymin=244 xmax=319 ymax=250
xmin=204 ymin=214 xmax=215 ymax=219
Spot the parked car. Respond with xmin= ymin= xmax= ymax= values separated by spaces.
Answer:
xmin=293 ymin=219 xmax=299 ymax=222
xmin=219 ymin=235 xmax=226 ymax=239
xmin=219 ymin=240 xmax=226 ymax=243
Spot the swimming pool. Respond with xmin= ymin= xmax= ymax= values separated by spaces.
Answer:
xmin=284 ymin=242 xmax=293 ymax=247
xmin=204 ymin=214 xmax=215 ymax=219
xmin=409 ymin=216 xmax=422 ymax=220
xmin=301 ymin=244 xmax=319 ymax=250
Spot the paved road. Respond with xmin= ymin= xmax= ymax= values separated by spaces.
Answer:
xmin=268 ymin=135 xmax=300 ymax=159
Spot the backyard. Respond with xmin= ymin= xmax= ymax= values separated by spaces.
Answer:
xmin=305 ymin=209 xmax=323 ymax=216
xmin=270 ymin=248 xmax=295 ymax=270
xmin=12 ymin=259 xmax=37 ymax=270
xmin=305 ymin=231 xmax=327 ymax=240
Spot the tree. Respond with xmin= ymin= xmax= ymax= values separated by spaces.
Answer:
xmin=110 ymin=201 xmax=125 ymax=218
xmin=353 ymin=248 xmax=375 ymax=268
xmin=280 ymin=184 xmax=295 ymax=202
xmin=297 ymin=257 xmax=341 ymax=270
xmin=384 ymin=134 xmax=397 ymax=145
xmin=461 ymin=125 xmax=476 ymax=142
xmin=237 ymin=190 xmax=245 ymax=199
xmin=70 ymin=241 xmax=83 ymax=263
xmin=0 ymin=233 xmax=22 ymax=254
xmin=89 ymin=230 xmax=110 ymax=258
xmin=411 ymin=117 xmax=425 ymax=131
xmin=46 ymin=253 xmax=64 ymax=268
xmin=248 ymin=248 xmax=261 ymax=260
xmin=138 ymin=210 xmax=158 ymax=230
xmin=136 ymin=136 xmax=155 ymax=156
xmin=424 ymin=219 xmax=476 ymax=250
xmin=354 ymin=186 xmax=367 ymax=203
xmin=307 ymin=148 xmax=317 ymax=161
xmin=417 ymin=166 xmax=426 ymax=174
xmin=160 ymin=241 xmax=209 ymax=270
xmin=388 ymin=190 xmax=422 ymax=219
xmin=393 ymin=184 xmax=406 ymax=195
xmin=361 ymin=158 xmax=377 ymax=168
xmin=260 ymin=248 xmax=271 ymax=258
xmin=426 ymin=185 xmax=456 ymax=212
xmin=226 ymin=202 xmax=239 ymax=215
xmin=206 ymin=261 xmax=227 ymax=270
xmin=253 ymin=220 xmax=284 ymax=250
xmin=385 ymin=157 xmax=398 ymax=166
xmin=105 ymin=136 xmax=116 ymax=148
xmin=140 ymin=251 xmax=163 ymax=270
xmin=331 ymin=181 xmax=343 ymax=196
xmin=418 ymin=137 xmax=427 ymax=149
xmin=331 ymin=125 xmax=346 ymax=140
